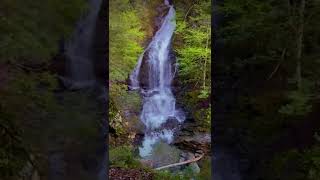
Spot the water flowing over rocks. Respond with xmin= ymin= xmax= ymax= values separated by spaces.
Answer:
xmin=129 ymin=1 xmax=185 ymax=159
xmin=127 ymin=3 xmax=209 ymax=175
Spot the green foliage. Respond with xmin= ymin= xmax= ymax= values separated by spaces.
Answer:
xmin=154 ymin=170 xmax=185 ymax=180
xmin=0 ymin=70 xmax=59 ymax=178
xmin=198 ymin=157 xmax=212 ymax=179
xmin=53 ymin=91 xmax=101 ymax=141
xmin=305 ymin=146 xmax=320 ymax=180
xmin=175 ymin=0 xmax=211 ymax=88
xmin=108 ymin=0 xmax=149 ymax=137
xmin=269 ymin=149 xmax=306 ymax=180
xmin=0 ymin=151 xmax=27 ymax=179
xmin=154 ymin=171 xmax=178 ymax=179
xmin=154 ymin=167 xmax=198 ymax=180
xmin=109 ymin=146 xmax=142 ymax=168
xmin=198 ymin=86 xmax=210 ymax=99
xmin=110 ymin=84 xmax=141 ymax=112
xmin=178 ymin=89 xmax=211 ymax=132
xmin=109 ymin=0 xmax=145 ymax=81
xmin=279 ymin=79 xmax=315 ymax=116
xmin=154 ymin=160 xmax=212 ymax=180
xmin=1 ymin=71 xmax=58 ymax=123
xmin=217 ymin=1 xmax=320 ymax=179
xmin=194 ymin=106 xmax=211 ymax=129
xmin=0 ymin=0 xmax=87 ymax=63
xmin=267 ymin=145 xmax=320 ymax=180
xmin=0 ymin=126 xmax=28 ymax=179
xmin=279 ymin=90 xmax=312 ymax=116
xmin=109 ymin=0 xmax=165 ymax=138
xmin=109 ymin=100 xmax=126 ymax=136
xmin=218 ymin=0 xmax=273 ymax=43
xmin=109 ymin=83 xmax=141 ymax=135
xmin=174 ymin=0 xmax=211 ymax=131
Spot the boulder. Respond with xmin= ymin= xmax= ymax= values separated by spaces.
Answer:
xmin=140 ymin=159 xmax=154 ymax=168
xmin=173 ymin=133 xmax=211 ymax=154
xmin=138 ymin=51 xmax=150 ymax=89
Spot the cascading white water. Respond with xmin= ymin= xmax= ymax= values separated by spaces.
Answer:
xmin=64 ymin=0 xmax=102 ymax=89
xmin=129 ymin=54 xmax=143 ymax=90
xmin=130 ymin=1 xmax=185 ymax=158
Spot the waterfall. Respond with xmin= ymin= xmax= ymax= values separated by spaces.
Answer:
xmin=130 ymin=1 xmax=185 ymax=158
xmin=129 ymin=54 xmax=143 ymax=90
xmin=63 ymin=0 xmax=102 ymax=89
xmin=66 ymin=1 xmax=107 ymax=179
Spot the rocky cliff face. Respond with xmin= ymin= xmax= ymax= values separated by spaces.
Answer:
xmin=136 ymin=5 xmax=174 ymax=90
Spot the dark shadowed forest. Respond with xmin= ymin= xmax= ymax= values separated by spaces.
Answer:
xmin=1 ymin=0 xmax=107 ymax=179
xmin=214 ymin=0 xmax=320 ymax=179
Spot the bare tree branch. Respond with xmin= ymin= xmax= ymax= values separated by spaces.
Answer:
xmin=267 ymin=48 xmax=286 ymax=80
xmin=155 ymin=153 xmax=204 ymax=170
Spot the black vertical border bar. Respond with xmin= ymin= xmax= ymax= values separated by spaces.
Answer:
xmin=91 ymin=0 xmax=108 ymax=178
xmin=212 ymin=0 xmax=223 ymax=178
xmin=211 ymin=0 xmax=217 ymax=179
xmin=106 ymin=0 xmax=109 ymax=178
xmin=211 ymin=0 xmax=215 ymax=178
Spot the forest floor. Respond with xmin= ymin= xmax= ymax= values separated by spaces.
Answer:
xmin=109 ymin=167 xmax=153 ymax=180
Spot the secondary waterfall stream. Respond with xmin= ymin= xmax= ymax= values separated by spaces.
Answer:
xmin=64 ymin=0 xmax=102 ymax=89
xmin=49 ymin=0 xmax=107 ymax=179
xmin=130 ymin=1 xmax=185 ymax=159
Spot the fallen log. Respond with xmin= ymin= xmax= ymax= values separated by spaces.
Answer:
xmin=154 ymin=153 xmax=204 ymax=170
